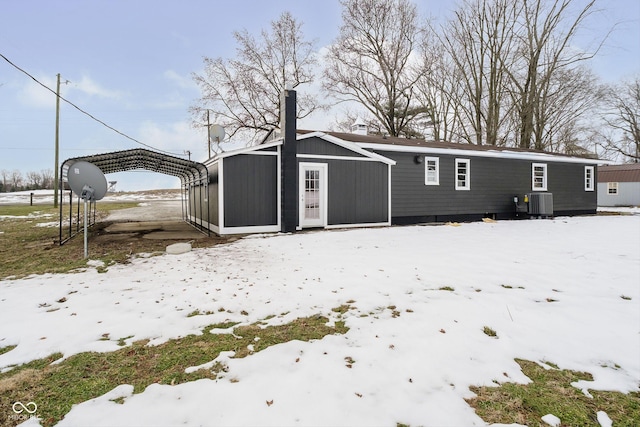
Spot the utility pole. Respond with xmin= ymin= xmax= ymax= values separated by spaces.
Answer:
xmin=206 ymin=110 xmax=211 ymax=159
xmin=53 ymin=74 xmax=69 ymax=207
xmin=54 ymin=73 xmax=61 ymax=208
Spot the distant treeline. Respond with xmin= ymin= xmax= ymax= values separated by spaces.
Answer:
xmin=0 ymin=169 xmax=54 ymax=192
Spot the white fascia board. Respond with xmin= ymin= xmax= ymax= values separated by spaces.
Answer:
xmin=219 ymin=224 xmax=280 ymax=235
xmin=205 ymin=140 xmax=283 ymax=164
xmin=325 ymin=222 xmax=390 ymax=230
xmin=298 ymin=132 xmax=396 ymax=166
xmin=357 ymin=142 xmax=603 ymax=165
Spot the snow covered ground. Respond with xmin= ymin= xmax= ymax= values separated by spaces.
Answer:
xmin=0 ymin=189 xmax=181 ymax=205
xmin=0 ymin=211 xmax=639 ymax=426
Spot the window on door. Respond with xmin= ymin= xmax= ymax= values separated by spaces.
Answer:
xmin=304 ymin=169 xmax=321 ymax=219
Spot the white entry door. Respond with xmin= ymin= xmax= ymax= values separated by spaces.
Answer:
xmin=299 ymin=163 xmax=327 ymax=228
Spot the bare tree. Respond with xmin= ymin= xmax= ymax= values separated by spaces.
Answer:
xmin=26 ymin=171 xmax=42 ymax=189
xmin=532 ymin=65 xmax=603 ymax=153
xmin=329 ymin=109 xmax=386 ymax=135
xmin=597 ymin=76 xmax=640 ymax=162
xmin=191 ymin=12 xmax=319 ymax=142
xmin=40 ymin=169 xmax=54 ymax=189
xmin=508 ymin=0 xmax=600 ymax=149
xmin=440 ymin=0 xmax=521 ymax=145
xmin=413 ymin=21 xmax=467 ymax=142
xmin=10 ymin=169 xmax=22 ymax=192
xmin=0 ymin=169 xmax=8 ymax=192
xmin=323 ymin=0 xmax=428 ymax=137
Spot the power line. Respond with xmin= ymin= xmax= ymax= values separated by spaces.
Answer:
xmin=0 ymin=53 xmax=186 ymax=157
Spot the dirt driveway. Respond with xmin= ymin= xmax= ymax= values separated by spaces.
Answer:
xmin=95 ymin=200 xmax=215 ymax=244
xmin=105 ymin=200 xmax=183 ymax=222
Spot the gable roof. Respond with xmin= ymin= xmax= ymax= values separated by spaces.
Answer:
xmin=297 ymin=130 xmax=602 ymax=165
xmin=297 ymin=131 xmax=396 ymax=165
xmin=598 ymin=163 xmax=640 ymax=183
xmin=206 ymin=140 xmax=282 ymax=163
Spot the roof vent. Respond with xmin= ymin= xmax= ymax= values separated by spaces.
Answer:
xmin=351 ymin=117 xmax=368 ymax=135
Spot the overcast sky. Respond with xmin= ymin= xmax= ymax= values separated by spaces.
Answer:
xmin=1 ymin=0 xmax=639 ymax=191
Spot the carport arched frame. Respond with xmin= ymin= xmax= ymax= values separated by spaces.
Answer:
xmin=58 ymin=148 xmax=209 ymax=245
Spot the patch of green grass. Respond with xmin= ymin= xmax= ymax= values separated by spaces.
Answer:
xmin=439 ymin=286 xmax=455 ymax=291
xmin=0 ymin=202 xmax=231 ymax=280
xmin=467 ymin=359 xmax=640 ymax=426
xmin=331 ymin=304 xmax=352 ymax=314
xmin=209 ymin=321 xmax=239 ymax=330
xmin=483 ymin=326 xmax=498 ymax=338
xmin=621 ymin=295 xmax=632 ymax=300
xmin=0 ymin=345 xmax=17 ymax=356
xmin=0 ymin=313 xmax=348 ymax=426
xmin=186 ymin=309 xmax=215 ymax=317
xmin=116 ymin=336 xmax=134 ymax=347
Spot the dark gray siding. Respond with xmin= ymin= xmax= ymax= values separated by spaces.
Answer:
xmin=376 ymin=150 xmax=597 ymax=220
xmin=297 ymin=137 xmax=389 ymax=225
xmin=298 ymin=157 xmax=389 ymax=225
xmin=223 ymin=154 xmax=278 ymax=227
xmin=298 ymin=137 xmax=368 ymax=158
xmin=208 ymin=163 xmax=219 ymax=226
xmin=188 ymin=184 xmax=202 ymax=220
xmin=548 ymin=162 xmax=597 ymax=213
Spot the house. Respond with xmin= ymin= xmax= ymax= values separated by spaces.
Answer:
xmin=189 ymin=90 xmax=395 ymax=235
xmin=188 ymin=89 xmax=600 ymax=235
xmin=597 ymin=163 xmax=640 ymax=207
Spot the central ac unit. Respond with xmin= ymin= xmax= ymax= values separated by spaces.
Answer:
xmin=527 ymin=192 xmax=553 ymax=216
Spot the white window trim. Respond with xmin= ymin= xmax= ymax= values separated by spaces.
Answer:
xmin=532 ymin=163 xmax=548 ymax=191
xmin=607 ymin=182 xmax=619 ymax=195
xmin=584 ymin=166 xmax=595 ymax=191
xmin=455 ymin=158 xmax=470 ymax=191
xmin=424 ymin=156 xmax=440 ymax=185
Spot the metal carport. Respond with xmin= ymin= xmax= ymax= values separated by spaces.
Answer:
xmin=58 ymin=148 xmax=209 ymax=245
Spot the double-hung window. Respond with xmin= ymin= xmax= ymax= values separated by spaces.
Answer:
xmin=608 ymin=182 xmax=618 ymax=195
xmin=424 ymin=157 xmax=440 ymax=185
xmin=455 ymin=159 xmax=470 ymax=190
xmin=532 ymin=163 xmax=548 ymax=191
xmin=584 ymin=166 xmax=595 ymax=191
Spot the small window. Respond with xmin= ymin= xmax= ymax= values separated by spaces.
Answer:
xmin=584 ymin=166 xmax=594 ymax=191
xmin=532 ymin=163 xmax=547 ymax=191
xmin=425 ymin=157 xmax=440 ymax=185
xmin=608 ymin=182 xmax=618 ymax=195
xmin=455 ymin=159 xmax=470 ymax=190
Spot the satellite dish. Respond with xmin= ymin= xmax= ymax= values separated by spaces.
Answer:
xmin=67 ymin=161 xmax=107 ymax=201
xmin=66 ymin=161 xmax=107 ymax=259
xmin=208 ymin=124 xmax=225 ymax=142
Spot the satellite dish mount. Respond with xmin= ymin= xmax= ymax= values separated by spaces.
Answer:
xmin=67 ymin=161 xmax=107 ymax=258
xmin=208 ymin=124 xmax=225 ymax=158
